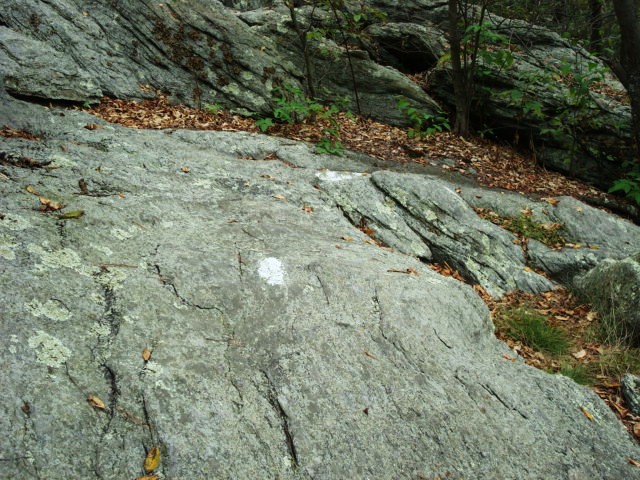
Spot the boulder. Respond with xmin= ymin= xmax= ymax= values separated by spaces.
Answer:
xmin=236 ymin=6 xmax=441 ymax=124
xmin=0 ymin=0 xmax=440 ymax=124
xmin=1 ymin=94 xmax=640 ymax=478
xmin=574 ymin=253 xmax=640 ymax=347
xmin=322 ymin=171 xmax=554 ymax=297
xmin=622 ymin=374 xmax=640 ymax=416
xmin=457 ymin=185 xmax=640 ymax=283
xmin=0 ymin=27 xmax=102 ymax=102
xmin=427 ymin=14 xmax=634 ymax=189
xmin=0 ymin=0 xmax=302 ymax=113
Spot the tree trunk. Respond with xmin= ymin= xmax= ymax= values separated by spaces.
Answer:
xmin=448 ymin=0 xmax=472 ymax=137
xmin=612 ymin=0 xmax=640 ymax=160
xmin=589 ymin=0 xmax=604 ymax=53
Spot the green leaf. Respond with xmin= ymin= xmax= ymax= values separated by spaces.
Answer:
xmin=57 ymin=210 xmax=85 ymax=220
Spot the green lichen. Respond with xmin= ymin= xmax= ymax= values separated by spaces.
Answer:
xmin=26 ymin=299 xmax=72 ymax=322
xmin=28 ymin=330 xmax=72 ymax=368
xmin=0 ymin=213 xmax=32 ymax=231
xmin=27 ymin=244 xmax=99 ymax=276
xmin=0 ymin=233 xmax=17 ymax=260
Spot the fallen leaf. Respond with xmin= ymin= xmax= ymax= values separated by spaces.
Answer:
xmin=57 ymin=210 xmax=85 ymax=220
xmin=572 ymin=349 xmax=587 ymax=360
xmin=501 ymin=353 xmax=517 ymax=362
xmin=144 ymin=447 xmax=161 ymax=473
xmin=117 ymin=192 xmax=126 ymax=198
xmin=362 ymin=407 xmax=369 ymax=415
xmin=273 ymin=194 xmax=285 ymax=201
xmin=340 ymin=236 xmax=353 ymax=242
xmin=387 ymin=268 xmax=419 ymax=276
xmin=135 ymin=476 xmax=159 ymax=480
xmin=580 ymin=406 xmax=594 ymax=422
xmin=634 ymin=423 xmax=640 ymax=439
xmin=629 ymin=458 xmax=640 ymax=467
xmin=180 ymin=166 xmax=190 ymax=173
xmin=39 ymin=197 xmax=64 ymax=212
xmin=302 ymin=205 xmax=314 ymax=213
xmin=260 ymin=174 xmax=275 ymax=180
xmin=87 ymin=395 xmax=106 ymax=411
xmin=21 ymin=401 xmax=31 ymax=415
xmin=26 ymin=184 xmax=39 ymax=195
xmin=84 ymin=123 xmax=102 ymax=130
xmin=142 ymin=348 xmax=152 ymax=362
xmin=545 ymin=198 xmax=560 ymax=206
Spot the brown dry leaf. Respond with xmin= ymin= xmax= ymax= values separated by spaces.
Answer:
xmin=302 ymin=205 xmax=314 ymax=213
xmin=501 ymin=353 xmax=517 ymax=362
xmin=633 ymin=423 xmax=640 ymax=439
xmin=39 ymin=197 xmax=64 ymax=212
xmin=580 ymin=406 xmax=594 ymax=422
xmin=144 ymin=447 xmax=161 ymax=473
xmin=545 ymin=198 xmax=560 ymax=206
xmin=26 ymin=184 xmax=39 ymax=195
xmin=572 ymin=349 xmax=587 ymax=360
xmin=629 ymin=458 xmax=640 ymax=467
xmin=260 ymin=174 xmax=275 ymax=180
xmin=142 ymin=348 xmax=152 ymax=362
xmin=87 ymin=395 xmax=106 ymax=411
xmin=340 ymin=236 xmax=353 ymax=242
xmin=84 ymin=123 xmax=102 ymax=130
xmin=180 ymin=166 xmax=190 ymax=173
xmin=273 ymin=194 xmax=286 ymax=201
xmin=135 ymin=476 xmax=159 ymax=480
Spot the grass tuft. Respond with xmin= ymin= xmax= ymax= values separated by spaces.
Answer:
xmin=494 ymin=306 xmax=570 ymax=355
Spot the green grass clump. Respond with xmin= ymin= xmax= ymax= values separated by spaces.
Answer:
xmin=557 ymin=362 xmax=594 ymax=385
xmin=495 ymin=306 xmax=570 ymax=355
xmin=593 ymin=348 xmax=640 ymax=378
xmin=502 ymin=213 xmax=565 ymax=246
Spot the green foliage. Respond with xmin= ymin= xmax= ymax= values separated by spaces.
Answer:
xmin=502 ymin=212 xmax=566 ymax=246
xmin=396 ymin=98 xmax=450 ymax=137
xmin=557 ymin=362 xmax=594 ymax=385
xmin=609 ymin=169 xmax=640 ymax=206
xmin=594 ymin=348 xmax=640 ymax=378
xmin=495 ymin=306 xmax=571 ymax=355
xmin=271 ymin=84 xmax=324 ymax=124
xmin=204 ymin=103 xmax=223 ymax=115
xmin=255 ymin=118 xmax=274 ymax=132
xmin=257 ymin=83 xmax=345 ymax=155
xmin=478 ymin=209 xmax=566 ymax=246
xmin=463 ymin=22 xmax=515 ymax=75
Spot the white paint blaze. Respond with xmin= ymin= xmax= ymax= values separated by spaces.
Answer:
xmin=258 ymin=257 xmax=285 ymax=285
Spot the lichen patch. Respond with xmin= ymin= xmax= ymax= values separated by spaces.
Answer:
xmin=28 ymin=331 xmax=72 ymax=368
xmin=0 ymin=213 xmax=31 ymax=231
xmin=26 ymin=299 xmax=72 ymax=322
xmin=0 ymin=233 xmax=17 ymax=260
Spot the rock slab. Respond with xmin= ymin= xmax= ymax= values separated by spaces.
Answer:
xmin=1 ymin=93 xmax=639 ymax=479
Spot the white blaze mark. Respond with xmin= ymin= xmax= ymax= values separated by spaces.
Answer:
xmin=258 ymin=257 xmax=285 ymax=286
